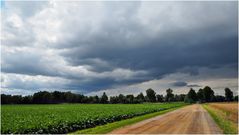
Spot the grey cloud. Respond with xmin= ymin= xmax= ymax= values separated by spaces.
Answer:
xmin=62 ymin=35 xmax=238 ymax=80
xmin=1 ymin=49 xmax=58 ymax=77
xmin=1 ymin=1 xmax=238 ymax=93
xmin=59 ymin=2 xmax=237 ymax=80
xmin=172 ymin=81 xmax=187 ymax=87
xmin=187 ymin=84 xmax=201 ymax=88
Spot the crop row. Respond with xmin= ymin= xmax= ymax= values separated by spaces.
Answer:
xmin=1 ymin=103 xmax=186 ymax=134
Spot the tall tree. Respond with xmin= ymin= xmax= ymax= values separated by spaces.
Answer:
xmin=32 ymin=91 xmax=53 ymax=104
xmin=146 ymin=88 xmax=156 ymax=102
xmin=93 ymin=95 xmax=100 ymax=103
xmin=234 ymin=95 xmax=238 ymax=101
xmin=100 ymin=92 xmax=108 ymax=104
xmin=203 ymin=86 xmax=215 ymax=102
xmin=156 ymin=94 xmax=164 ymax=102
xmin=110 ymin=96 xmax=118 ymax=104
xmin=136 ymin=92 xmax=145 ymax=102
xmin=118 ymin=94 xmax=126 ymax=103
xmin=225 ymin=88 xmax=233 ymax=101
xmin=197 ymin=88 xmax=204 ymax=102
xmin=126 ymin=95 xmax=134 ymax=103
xmin=184 ymin=88 xmax=198 ymax=103
xmin=165 ymin=88 xmax=174 ymax=102
xmin=179 ymin=94 xmax=186 ymax=101
xmin=52 ymin=91 xmax=64 ymax=103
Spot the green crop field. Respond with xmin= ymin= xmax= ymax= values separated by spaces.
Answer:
xmin=1 ymin=102 xmax=186 ymax=134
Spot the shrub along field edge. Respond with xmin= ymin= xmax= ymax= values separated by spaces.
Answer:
xmin=71 ymin=105 xmax=187 ymax=134
xmin=203 ymin=104 xmax=238 ymax=134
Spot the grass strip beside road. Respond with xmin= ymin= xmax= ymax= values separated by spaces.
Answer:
xmin=71 ymin=105 xmax=186 ymax=134
xmin=203 ymin=104 xmax=238 ymax=134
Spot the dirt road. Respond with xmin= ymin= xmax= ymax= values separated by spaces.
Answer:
xmin=110 ymin=104 xmax=222 ymax=134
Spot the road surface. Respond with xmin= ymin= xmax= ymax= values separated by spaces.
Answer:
xmin=110 ymin=104 xmax=222 ymax=134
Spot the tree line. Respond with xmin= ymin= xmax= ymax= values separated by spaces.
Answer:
xmin=1 ymin=86 xmax=238 ymax=104
xmin=184 ymin=86 xmax=237 ymax=103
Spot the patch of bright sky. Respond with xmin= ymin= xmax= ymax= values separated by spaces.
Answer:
xmin=0 ymin=0 xmax=5 ymax=8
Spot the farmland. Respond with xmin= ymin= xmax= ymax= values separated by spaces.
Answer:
xmin=1 ymin=102 xmax=186 ymax=134
xmin=203 ymin=102 xmax=238 ymax=134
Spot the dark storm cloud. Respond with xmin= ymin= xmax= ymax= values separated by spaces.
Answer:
xmin=60 ymin=1 xmax=238 ymax=81
xmin=172 ymin=81 xmax=188 ymax=87
xmin=187 ymin=84 xmax=201 ymax=88
xmin=2 ymin=1 xmax=238 ymax=93
xmin=62 ymin=35 xmax=238 ymax=78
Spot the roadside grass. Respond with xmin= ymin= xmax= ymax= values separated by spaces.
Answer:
xmin=203 ymin=104 xmax=238 ymax=134
xmin=208 ymin=102 xmax=238 ymax=123
xmin=71 ymin=105 xmax=185 ymax=134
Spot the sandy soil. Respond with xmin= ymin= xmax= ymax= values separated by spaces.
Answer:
xmin=110 ymin=104 xmax=222 ymax=134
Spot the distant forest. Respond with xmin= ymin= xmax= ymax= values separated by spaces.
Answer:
xmin=1 ymin=86 xmax=238 ymax=104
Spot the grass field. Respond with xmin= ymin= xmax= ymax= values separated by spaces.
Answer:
xmin=203 ymin=102 xmax=238 ymax=134
xmin=1 ymin=102 xmax=186 ymax=134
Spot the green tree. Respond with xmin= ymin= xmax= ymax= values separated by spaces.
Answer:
xmin=52 ymin=91 xmax=64 ymax=103
xmin=136 ymin=92 xmax=145 ymax=102
xmin=88 ymin=96 xmax=94 ymax=103
xmin=203 ymin=86 xmax=215 ymax=102
xmin=146 ymin=88 xmax=156 ymax=102
xmin=22 ymin=96 xmax=32 ymax=104
xmin=32 ymin=91 xmax=53 ymax=104
xmin=225 ymin=88 xmax=233 ymax=101
xmin=197 ymin=88 xmax=204 ymax=102
xmin=165 ymin=88 xmax=174 ymax=102
xmin=100 ymin=92 xmax=108 ymax=104
xmin=179 ymin=94 xmax=186 ymax=101
xmin=214 ymin=95 xmax=225 ymax=102
xmin=109 ymin=96 xmax=118 ymax=104
xmin=234 ymin=95 xmax=238 ymax=101
xmin=184 ymin=88 xmax=198 ymax=103
xmin=64 ymin=91 xmax=77 ymax=103
xmin=174 ymin=94 xmax=186 ymax=102
xmin=93 ymin=95 xmax=100 ymax=103
xmin=156 ymin=94 xmax=164 ymax=102
xmin=126 ymin=95 xmax=134 ymax=103
xmin=118 ymin=94 xmax=126 ymax=103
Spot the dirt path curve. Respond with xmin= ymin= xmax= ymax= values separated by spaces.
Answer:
xmin=110 ymin=104 xmax=222 ymax=134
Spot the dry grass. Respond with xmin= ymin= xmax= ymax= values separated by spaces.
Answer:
xmin=204 ymin=102 xmax=238 ymax=134
xmin=208 ymin=102 xmax=238 ymax=123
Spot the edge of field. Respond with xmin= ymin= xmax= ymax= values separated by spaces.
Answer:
xmin=70 ymin=105 xmax=186 ymax=134
xmin=203 ymin=104 xmax=238 ymax=134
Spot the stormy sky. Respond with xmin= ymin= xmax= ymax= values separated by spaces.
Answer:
xmin=1 ymin=1 xmax=238 ymax=96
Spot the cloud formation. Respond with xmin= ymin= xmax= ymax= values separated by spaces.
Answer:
xmin=172 ymin=82 xmax=187 ymax=87
xmin=1 ymin=1 xmax=238 ymax=95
